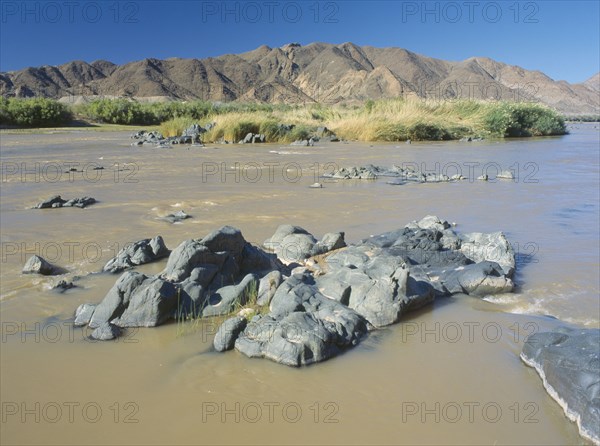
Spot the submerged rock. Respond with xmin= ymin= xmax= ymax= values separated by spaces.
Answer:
xmin=521 ymin=327 xmax=600 ymax=445
xmin=34 ymin=196 xmax=97 ymax=209
xmin=161 ymin=210 xmax=191 ymax=224
xmin=53 ymin=280 xmax=76 ymax=292
xmin=103 ymin=236 xmax=170 ymax=273
xmin=35 ymin=195 xmax=66 ymax=209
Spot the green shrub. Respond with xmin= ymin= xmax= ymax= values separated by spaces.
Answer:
xmin=81 ymin=99 xmax=156 ymax=125
xmin=0 ymin=97 xmax=9 ymax=124
xmin=1 ymin=98 xmax=72 ymax=127
xmin=231 ymin=121 xmax=260 ymax=141
xmin=408 ymin=123 xmax=451 ymax=141
xmin=288 ymin=125 xmax=312 ymax=141
xmin=258 ymin=120 xmax=287 ymax=141
xmin=483 ymin=103 xmax=566 ymax=137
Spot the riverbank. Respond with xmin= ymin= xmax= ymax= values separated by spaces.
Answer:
xmin=1 ymin=97 xmax=567 ymax=141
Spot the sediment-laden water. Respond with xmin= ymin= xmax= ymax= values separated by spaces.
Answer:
xmin=1 ymin=124 xmax=598 ymax=445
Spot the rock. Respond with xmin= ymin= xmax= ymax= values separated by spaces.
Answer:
xmin=35 ymin=196 xmax=96 ymax=209
xmin=460 ymin=231 xmax=515 ymax=276
xmin=63 ymin=197 xmax=96 ymax=208
xmin=312 ymin=232 xmax=346 ymax=256
xmin=161 ymin=239 xmax=226 ymax=282
xmin=162 ymin=210 xmax=191 ymax=224
xmin=202 ymin=274 xmax=259 ymax=317
xmin=263 ymin=225 xmax=317 ymax=263
xmin=53 ymin=280 xmax=75 ymax=292
xmin=103 ymin=236 xmax=170 ymax=273
xmin=256 ymin=270 xmax=282 ymax=306
xmin=477 ymin=174 xmax=488 ymax=181
xmin=110 ymin=275 xmax=179 ymax=327
xmin=439 ymin=261 xmax=514 ymax=296
xmin=71 ymin=217 xmax=516 ymax=368
xmin=252 ymin=134 xmax=265 ymax=143
xmin=74 ymin=303 xmax=96 ymax=326
xmin=235 ymin=272 xmax=369 ymax=366
xmin=88 ymin=271 xmax=177 ymax=328
xmin=22 ymin=255 xmax=60 ymax=275
xmin=240 ymin=244 xmax=281 ymax=276
xmin=214 ymin=316 xmax=248 ymax=352
xmin=263 ymin=227 xmax=344 ymax=264
xmin=201 ymin=226 xmax=247 ymax=259
xmin=182 ymin=124 xmax=204 ymax=143
xmin=309 ymin=182 xmax=323 ymax=188
xmin=521 ymin=327 xmax=600 ymax=445
xmin=90 ymin=323 xmax=121 ymax=341
xmin=331 ymin=166 xmax=377 ymax=180
xmin=497 ymin=170 xmax=515 ymax=180
xmin=35 ymin=195 xmax=66 ymax=209
xmin=319 ymin=251 xmax=434 ymax=327
xmin=415 ymin=215 xmax=450 ymax=232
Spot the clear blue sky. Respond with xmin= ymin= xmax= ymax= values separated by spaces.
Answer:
xmin=1 ymin=0 xmax=598 ymax=83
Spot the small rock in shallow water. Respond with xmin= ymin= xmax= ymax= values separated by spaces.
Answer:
xmin=22 ymin=255 xmax=61 ymax=275
xmin=90 ymin=323 xmax=121 ymax=341
xmin=162 ymin=210 xmax=191 ymax=224
xmin=497 ymin=170 xmax=515 ymax=180
xmin=53 ymin=280 xmax=75 ymax=292
xmin=309 ymin=183 xmax=323 ymax=188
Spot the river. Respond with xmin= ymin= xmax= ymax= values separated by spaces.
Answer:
xmin=0 ymin=123 xmax=598 ymax=444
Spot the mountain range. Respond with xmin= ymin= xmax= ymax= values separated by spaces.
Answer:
xmin=1 ymin=42 xmax=598 ymax=115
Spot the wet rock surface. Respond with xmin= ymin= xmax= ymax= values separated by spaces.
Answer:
xmin=35 ymin=195 xmax=97 ymax=209
xmin=326 ymin=164 xmax=518 ymax=184
xmin=22 ymin=255 xmax=63 ymax=275
xmin=521 ymin=327 xmax=600 ymax=445
xmin=73 ymin=216 xmax=517 ymax=368
xmin=103 ymin=236 xmax=170 ymax=273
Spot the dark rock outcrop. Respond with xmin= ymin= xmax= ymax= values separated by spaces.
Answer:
xmin=73 ymin=218 xmax=515 ymax=368
xmin=103 ymin=236 xmax=170 ymax=273
xmin=214 ymin=316 xmax=248 ymax=352
xmin=34 ymin=195 xmax=96 ymax=209
xmin=521 ymin=327 xmax=600 ymax=445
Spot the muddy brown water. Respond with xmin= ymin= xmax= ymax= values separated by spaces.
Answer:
xmin=0 ymin=124 xmax=598 ymax=445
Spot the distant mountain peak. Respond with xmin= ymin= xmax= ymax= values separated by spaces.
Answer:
xmin=1 ymin=42 xmax=597 ymax=115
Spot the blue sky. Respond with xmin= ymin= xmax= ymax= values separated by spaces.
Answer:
xmin=1 ymin=0 xmax=599 ymax=83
